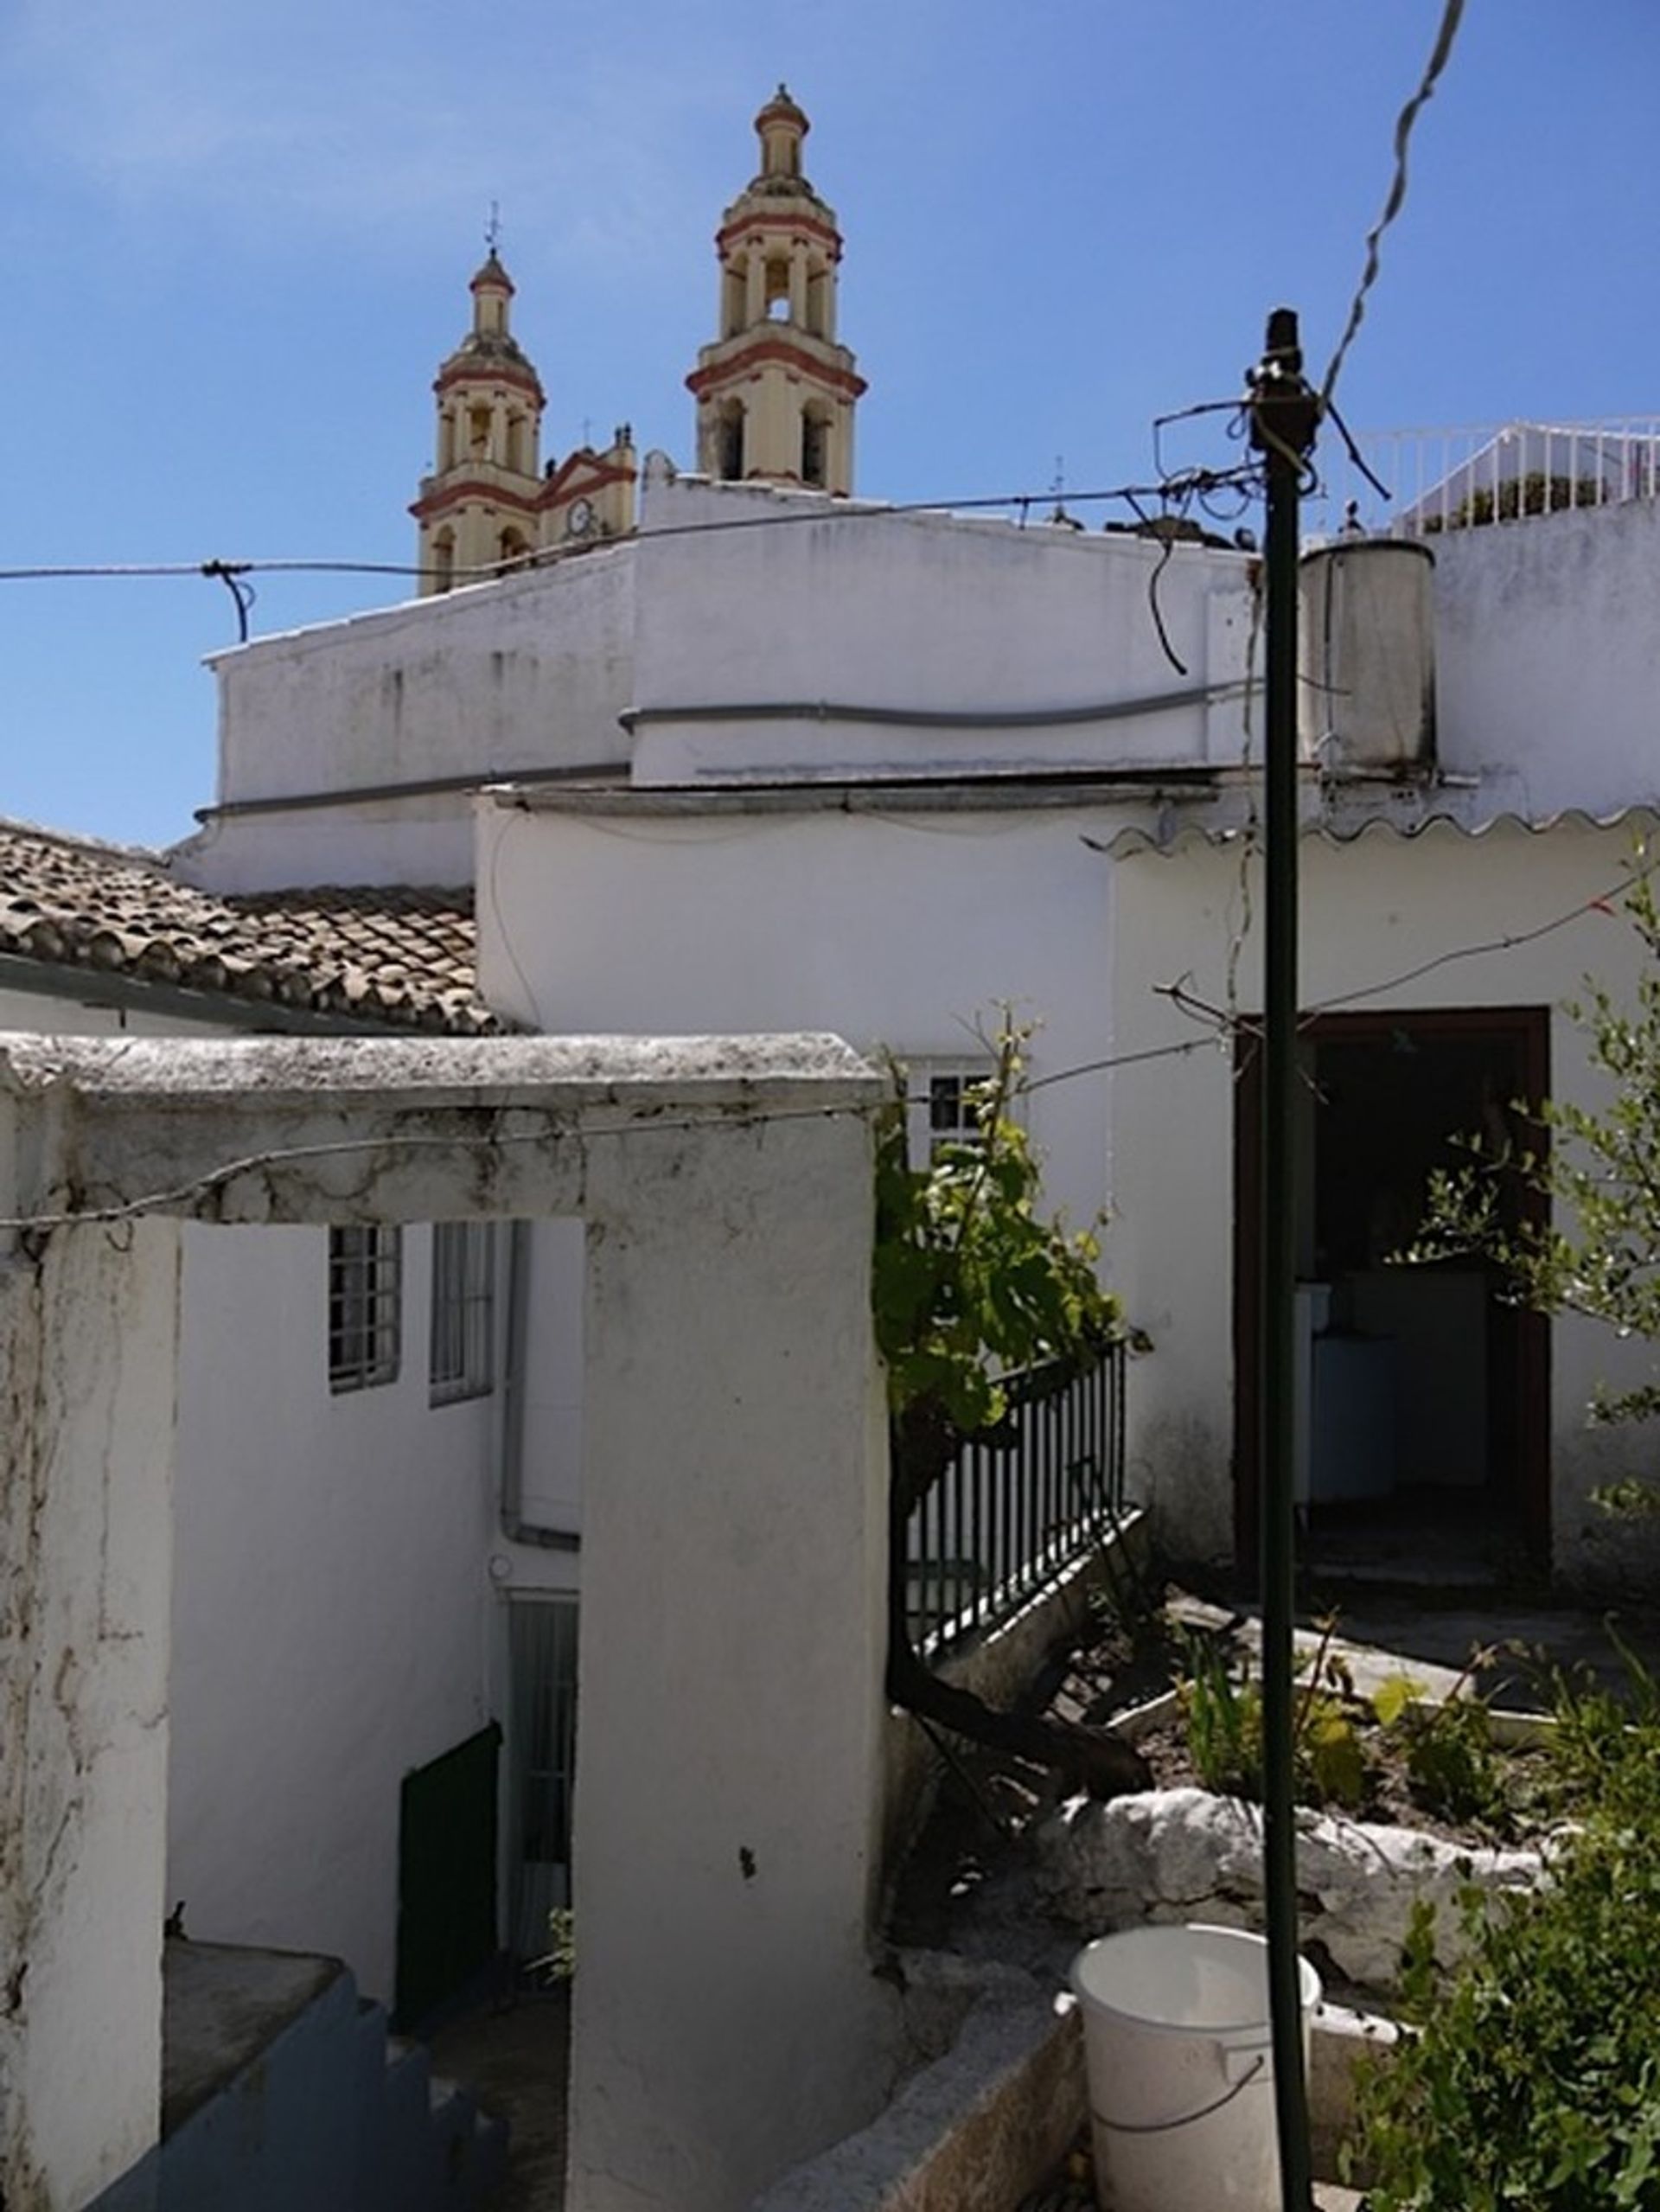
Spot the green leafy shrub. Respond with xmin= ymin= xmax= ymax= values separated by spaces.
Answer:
xmin=1350 ymin=1659 xmax=1660 ymax=2209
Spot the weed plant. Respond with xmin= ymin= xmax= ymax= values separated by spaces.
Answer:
xmin=1177 ymin=1624 xmax=1519 ymax=1825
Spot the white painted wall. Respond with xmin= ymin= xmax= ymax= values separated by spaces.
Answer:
xmin=0 ymin=1216 xmax=180 ymax=2212
xmin=630 ymin=471 xmax=1256 ymax=784
xmin=169 ymin=1221 xmax=501 ymax=2003
xmin=180 ymin=472 xmax=1261 ymax=898
xmin=1109 ymin=817 xmax=1660 ymax=1585
xmin=186 ymin=543 xmax=636 ymax=892
xmin=570 ymin=1066 xmax=898 ymax=2212
xmin=1430 ymin=500 xmax=1660 ymax=821
xmin=477 ymin=795 xmax=1129 ymax=1242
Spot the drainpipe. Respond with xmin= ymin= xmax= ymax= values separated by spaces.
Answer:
xmin=498 ymin=1219 xmax=580 ymax=1552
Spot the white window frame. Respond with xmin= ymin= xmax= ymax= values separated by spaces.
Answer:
xmin=329 ymin=1225 xmax=403 ymax=1393
xmin=430 ymin=1220 xmax=497 ymax=1407
xmin=901 ymin=1056 xmax=998 ymax=1170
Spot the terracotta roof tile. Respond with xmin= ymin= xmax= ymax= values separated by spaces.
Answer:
xmin=0 ymin=819 xmax=500 ymax=1034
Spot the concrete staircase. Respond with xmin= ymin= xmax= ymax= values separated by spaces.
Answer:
xmin=93 ymin=1941 xmax=509 ymax=2212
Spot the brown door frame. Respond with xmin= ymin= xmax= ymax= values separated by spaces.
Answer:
xmin=1232 ymin=1005 xmax=1552 ymax=1578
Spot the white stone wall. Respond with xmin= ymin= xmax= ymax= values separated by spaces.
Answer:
xmin=0 ymin=1217 xmax=180 ymax=2211
xmin=187 ymin=543 xmax=636 ymax=892
xmin=183 ymin=472 xmax=1262 ymax=898
xmin=570 ymin=1090 xmax=898 ymax=2211
xmin=631 ymin=471 xmax=1256 ymax=786
xmin=1430 ymin=499 xmax=1660 ymax=821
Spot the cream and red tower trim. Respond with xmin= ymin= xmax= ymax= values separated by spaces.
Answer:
xmin=412 ymin=250 xmax=638 ymax=592
xmin=687 ymin=86 xmax=865 ymax=495
xmin=411 ymin=253 xmax=548 ymax=593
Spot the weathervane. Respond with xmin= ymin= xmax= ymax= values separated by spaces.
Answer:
xmin=485 ymin=200 xmax=501 ymax=255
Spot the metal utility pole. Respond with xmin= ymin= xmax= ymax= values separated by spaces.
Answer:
xmin=1248 ymin=306 xmax=1320 ymax=2212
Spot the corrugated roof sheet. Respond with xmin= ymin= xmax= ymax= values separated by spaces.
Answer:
xmin=1108 ymin=801 xmax=1656 ymax=859
xmin=0 ymin=818 xmax=498 ymax=1033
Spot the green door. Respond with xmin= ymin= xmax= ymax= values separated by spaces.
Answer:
xmin=394 ymin=1720 xmax=501 ymax=2030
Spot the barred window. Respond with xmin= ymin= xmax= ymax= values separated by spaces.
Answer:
xmin=430 ymin=1222 xmax=496 ymax=1406
xmin=329 ymin=1226 xmax=402 ymax=1393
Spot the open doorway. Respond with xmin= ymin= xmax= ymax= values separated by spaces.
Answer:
xmin=1234 ymin=1007 xmax=1550 ymax=1585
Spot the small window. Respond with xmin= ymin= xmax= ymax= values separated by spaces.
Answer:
xmin=329 ymin=1226 xmax=402 ymax=1393
xmin=430 ymin=1222 xmax=496 ymax=1406
xmin=902 ymin=1060 xmax=995 ymax=1169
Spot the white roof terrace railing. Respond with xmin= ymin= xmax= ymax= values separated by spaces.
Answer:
xmin=1318 ymin=419 xmax=1660 ymax=539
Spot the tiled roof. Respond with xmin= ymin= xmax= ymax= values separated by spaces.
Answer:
xmin=0 ymin=819 xmax=499 ymax=1033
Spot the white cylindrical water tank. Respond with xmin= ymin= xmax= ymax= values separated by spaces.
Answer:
xmin=1299 ymin=538 xmax=1436 ymax=772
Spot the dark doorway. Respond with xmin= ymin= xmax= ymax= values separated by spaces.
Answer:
xmin=1234 ymin=1007 xmax=1549 ymax=1585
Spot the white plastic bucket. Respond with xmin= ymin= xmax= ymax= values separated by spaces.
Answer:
xmin=1070 ymin=1924 xmax=1321 ymax=2212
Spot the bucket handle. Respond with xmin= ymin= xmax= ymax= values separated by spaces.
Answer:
xmin=1092 ymin=2052 xmax=1266 ymax=2135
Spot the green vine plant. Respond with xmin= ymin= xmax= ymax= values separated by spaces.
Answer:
xmin=875 ymin=1019 xmax=1150 ymax=1797
xmin=1413 ymin=857 xmax=1660 ymax=1518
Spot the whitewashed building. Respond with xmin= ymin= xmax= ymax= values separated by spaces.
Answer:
xmin=172 ymin=95 xmax=1660 ymax=1650
xmin=14 ymin=75 xmax=1660 ymax=2211
xmin=190 ymin=414 xmax=1660 ymax=1603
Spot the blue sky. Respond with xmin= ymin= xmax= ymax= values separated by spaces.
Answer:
xmin=3 ymin=0 xmax=1656 ymax=852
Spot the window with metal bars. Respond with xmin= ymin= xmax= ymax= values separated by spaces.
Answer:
xmin=328 ymin=1225 xmax=402 ymax=1393
xmin=429 ymin=1221 xmax=496 ymax=1406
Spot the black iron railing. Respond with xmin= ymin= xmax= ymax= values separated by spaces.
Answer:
xmin=904 ymin=1339 xmax=1128 ymax=1659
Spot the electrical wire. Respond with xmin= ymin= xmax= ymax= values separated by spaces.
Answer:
xmin=1306 ymin=857 xmax=1650 ymax=1016
xmin=1320 ymin=0 xmax=1468 ymax=410
xmin=0 ymin=464 xmax=1270 ymax=596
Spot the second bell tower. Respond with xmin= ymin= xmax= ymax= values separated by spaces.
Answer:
xmin=686 ymin=87 xmax=865 ymax=495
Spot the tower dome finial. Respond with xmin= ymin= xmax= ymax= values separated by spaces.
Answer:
xmin=754 ymin=84 xmax=809 ymax=179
